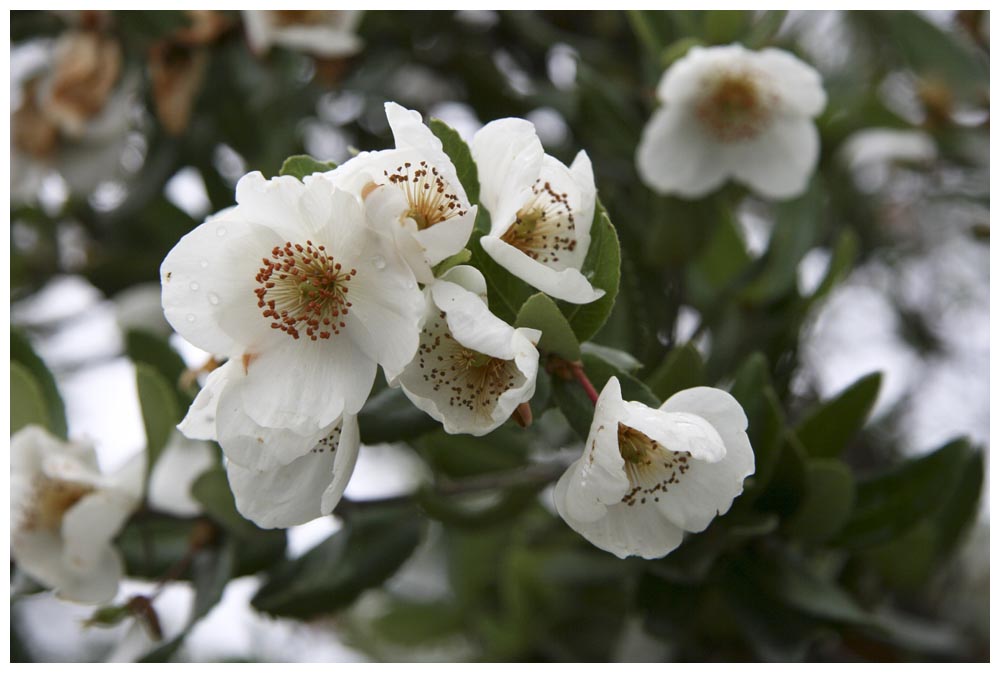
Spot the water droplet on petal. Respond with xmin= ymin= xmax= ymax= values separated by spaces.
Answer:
xmin=186 ymin=313 xmax=196 ymax=322
xmin=189 ymin=281 xmax=200 ymax=291
xmin=216 ymin=226 xmax=227 ymax=237
xmin=371 ymin=255 xmax=386 ymax=270
xmin=199 ymin=259 xmax=209 ymax=269
xmin=208 ymin=292 xmax=220 ymax=305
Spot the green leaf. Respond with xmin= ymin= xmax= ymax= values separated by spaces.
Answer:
xmin=415 ymin=425 xmax=531 ymax=478
xmin=768 ymin=554 xmax=874 ymax=626
xmin=809 ymin=228 xmax=858 ymax=303
xmin=835 ymin=438 xmax=972 ymax=549
xmin=11 ymin=361 xmax=49 ymax=434
xmin=582 ymin=352 xmax=659 ymax=407
xmin=753 ymin=430 xmax=808 ymax=519
xmin=644 ymin=342 xmax=704 ymax=401
xmin=125 ymin=329 xmax=193 ymax=407
xmin=371 ymin=599 xmax=466 ymax=646
xmin=252 ymin=505 xmax=423 ymax=618
xmin=932 ymin=447 xmax=984 ymax=559
xmin=785 ymin=459 xmax=856 ymax=543
xmin=11 ymin=329 xmax=67 ymax=438
xmin=579 ymin=342 xmax=642 ymax=374
xmin=745 ymin=10 xmax=788 ymax=47
xmin=429 ymin=118 xmax=479 ymax=204
xmin=557 ymin=202 xmax=621 ymax=343
xmin=515 ymin=293 xmax=581 ymax=361
xmin=432 ymin=248 xmax=472 ymax=277
xmin=358 ymin=386 xmax=440 ymax=444
xmin=278 ymin=154 xmax=337 ymax=180
xmin=135 ymin=363 xmax=181 ymax=481
xmin=796 ymin=372 xmax=881 ymax=459
xmin=737 ymin=386 xmax=786 ymax=505
xmin=190 ymin=469 xmax=258 ymax=538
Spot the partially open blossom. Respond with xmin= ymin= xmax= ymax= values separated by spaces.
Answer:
xmin=161 ymin=171 xmax=425 ymax=441
xmin=11 ymin=425 xmax=143 ymax=603
xmin=394 ymin=265 xmax=541 ymax=436
xmin=554 ymin=377 xmax=754 ymax=559
xmin=471 ymin=119 xmax=604 ymax=304
xmin=243 ymin=10 xmax=363 ymax=59
xmin=329 ymin=102 xmax=477 ymax=283
xmin=636 ymin=44 xmax=826 ymax=200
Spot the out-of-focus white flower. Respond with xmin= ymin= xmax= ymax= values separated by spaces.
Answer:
xmin=243 ymin=10 xmax=363 ymax=58
xmin=471 ymin=118 xmax=604 ymax=304
xmin=840 ymin=127 xmax=937 ymax=169
xmin=328 ymin=102 xmax=477 ymax=283
xmin=554 ymin=377 xmax=754 ymax=559
xmin=10 ymin=425 xmax=143 ymax=603
xmin=112 ymin=282 xmax=175 ymax=337
xmin=177 ymin=361 xmax=360 ymax=528
xmin=161 ymin=171 xmax=425 ymax=441
xmin=147 ymin=432 xmax=216 ymax=517
xmin=394 ymin=265 xmax=540 ymax=436
xmin=636 ymin=44 xmax=826 ymax=200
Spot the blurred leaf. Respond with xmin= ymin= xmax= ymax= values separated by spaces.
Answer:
xmin=358 ymin=386 xmax=440 ymax=444
xmin=371 ymin=599 xmax=466 ymax=646
xmin=770 ymin=555 xmax=874 ymax=626
xmin=135 ymin=363 xmax=181 ymax=482
xmin=835 ymin=438 xmax=972 ymax=549
xmin=580 ymin=342 xmax=642 ymax=374
xmin=11 ymin=361 xmax=49 ymax=435
xmin=931 ymin=447 xmax=984 ymax=558
xmin=785 ymin=459 xmax=856 ymax=543
xmin=416 ymin=425 xmax=530 ymax=478
xmin=126 ymin=329 xmax=194 ymax=408
xmin=430 ymin=118 xmax=480 ymax=204
xmin=10 ymin=10 xmax=66 ymax=42
xmin=516 ymin=293 xmax=581 ymax=360
xmin=737 ymin=386 xmax=786 ymax=505
xmin=809 ymin=228 xmax=858 ymax=303
xmin=796 ymin=372 xmax=882 ymax=459
xmin=550 ymin=373 xmax=595 ymax=442
xmin=644 ymin=342 xmax=704 ymax=401
xmin=558 ymin=203 xmax=622 ymax=343
xmin=745 ymin=10 xmax=788 ymax=47
xmin=704 ymin=10 xmax=750 ymax=44
xmin=252 ymin=505 xmax=423 ymax=618
xmin=581 ymin=351 xmax=658 ymax=406
xmin=11 ymin=329 xmax=67 ymax=438
xmin=418 ymin=485 xmax=542 ymax=529
xmin=190 ymin=469 xmax=257 ymax=538
xmin=119 ymin=517 xmax=199 ymax=579
xmin=685 ymin=209 xmax=752 ymax=309
xmin=113 ymin=10 xmax=190 ymax=42
xmin=753 ymin=430 xmax=808 ymax=519
xmin=278 ymin=154 xmax=337 ymax=180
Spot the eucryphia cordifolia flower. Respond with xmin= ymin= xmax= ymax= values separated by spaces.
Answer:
xmin=554 ymin=377 xmax=754 ymax=559
xmin=636 ymin=43 xmax=826 ymax=200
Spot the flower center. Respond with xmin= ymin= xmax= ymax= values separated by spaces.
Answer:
xmin=617 ymin=423 xmax=692 ymax=507
xmin=384 ymin=161 xmax=467 ymax=231
xmin=416 ymin=311 xmax=522 ymax=417
xmin=22 ymin=475 xmax=94 ymax=532
xmin=255 ymin=240 xmax=356 ymax=341
xmin=501 ymin=179 xmax=578 ymax=268
xmin=310 ymin=424 xmax=342 ymax=454
xmin=694 ymin=69 xmax=775 ymax=143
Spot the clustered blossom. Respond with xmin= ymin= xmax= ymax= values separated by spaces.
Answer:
xmin=637 ymin=43 xmax=826 ymax=200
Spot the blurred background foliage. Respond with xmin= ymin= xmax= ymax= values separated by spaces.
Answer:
xmin=9 ymin=9 xmax=989 ymax=663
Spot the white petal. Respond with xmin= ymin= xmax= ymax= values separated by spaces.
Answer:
xmin=176 ymin=363 xmax=230 ymax=441
xmin=438 ymin=264 xmax=488 ymax=298
xmin=227 ymin=414 xmax=360 ymax=528
xmin=272 ymin=25 xmax=363 ymax=58
xmin=728 ymin=116 xmax=819 ymax=200
xmin=61 ymin=490 xmax=135 ymax=572
xmin=755 ymin=48 xmax=827 ymax=118
xmin=429 ymin=277 xmax=519 ymax=360
xmin=471 ymin=118 xmax=544 ymax=236
xmin=148 ymin=434 xmax=216 ymax=517
xmin=479 ymin=236 xmax=605 ymax=304
xmin=13 ymin=530 xmax=122 ymax=604
xmin=636 ymin=106 xmax=729 ymax=198
xmin=384 ymin=102 xmax=470 ymax=202
xmin=619 ymin=404 xmax=726 ymax=464
xmin=412 ymin=206 xmax=476 ymax=266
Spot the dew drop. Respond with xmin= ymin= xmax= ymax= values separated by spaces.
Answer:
xmin=371 ymin=255 xmax=387 ymax=270
xmin=189 ymin=281 xmax=200 ymax=291
xmin=186 ymin=313 xmax=196 ymax=322
xmin=208 ymin=292 xmax=220 ymax=305
xmin=216 ymin=226 xmax=227 ymax=237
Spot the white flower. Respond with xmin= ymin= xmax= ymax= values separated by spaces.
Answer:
xmin=394 ymin=265 xmax=541 ymax=436
xmin=471 ymin=118 xmax=604 ymax=304
xmin=636 ymin=44 xmax=826 ymax=200
xmin=161 ymin=171 xmax=425 ymax=439
xmin=147 ymin=432 xmax=215 ymax=518
xmin=328 ymin=102 xmax=478 ymax=283
xmin=554 ymin=377 xmax=754 ymax=559
xmin=177 ymin=361 xmax=360 ymax=529
xmin=10 ymin=425 xmax=143 ymax=603
xmin=243 ymin=10 xmax=363 ymax=58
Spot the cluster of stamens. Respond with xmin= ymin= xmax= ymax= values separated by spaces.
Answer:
xmin=694 ymin=69 xmax=776 ymax=143
xmin=255 ymin=240 xmax=356 ymax=341
xmin=617 ymin=423 xmax=692 ymax=507
xmin=310 ymin=425 xmax=342 ymax=454
xmin=384 ymin=161 xmax=466 ymax=230
xmin=502 ymin=179 xmax=577 ymax=267
xmin=414 ymin=311 xmax=521 ymax=417
xmin=19 ymin=475 xmax=94 ymax=532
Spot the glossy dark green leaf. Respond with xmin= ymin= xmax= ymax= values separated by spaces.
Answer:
xmin=753 ymin=430 xmax=808 ymax=519
xmin=415 ymin=424 xmax=531 ymax=478
xmin=785 ymin=459 xmax=856 ymax=543
xmin=252 ymin=505 xmax=423 ymax=618
xmin=358 ymin=386 xmax=440 ymax=444
xmin=644 ymin=342 xmax=704 ymax=401
xmin=429 ymin=118 xmax=480 ymax=204
xmin=11 ymin=329 xmax=67 ymax=438
xmin=515 ymin=293 xmax=581 ymax=361
xmin=11 ymin=361 xmax=49 ymax=434
xmin=932 ymin=447 xmax=984 ymax=558
xmin=557 ymin=203 xmax=621 ymax=343
xmin=135 ymin=363 xmax=181 ymax=481
xmin=278 ymin=154 xmax=337 ymax=180
xmin=796 ymin=372 xmax=881 ymax=459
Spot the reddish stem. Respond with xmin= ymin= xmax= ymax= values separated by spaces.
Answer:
xmin=572 ymin=363 xmax=600 ymax=405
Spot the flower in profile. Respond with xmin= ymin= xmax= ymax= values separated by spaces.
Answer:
xmin=636 ymin=44 xmax=826 ymax=200
xmin=554 ymin=377 xmax=754 ymax=559
xmin=328 ymin=102 xmax=477 ymax=283
xmin=11 ymin=425 xmax=143 ymax=603
xmin=178 ymin=361 xmax=360 ymax=528
xmin=161 ymin=171 xmax=425 ymax=441
xmin=243 ymin=10 xmax=363 ymax=59
xmin=471 ymin=118 xmax=604 ymax=304
xmin=394 ymin=265 xmax=540 ymax=436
